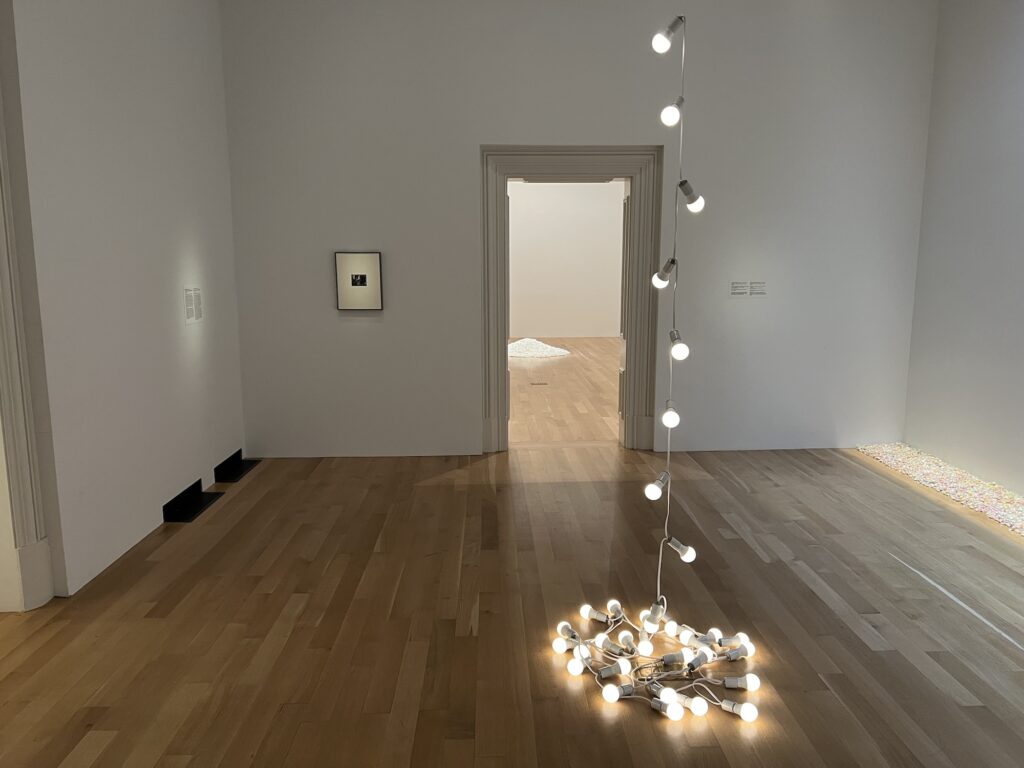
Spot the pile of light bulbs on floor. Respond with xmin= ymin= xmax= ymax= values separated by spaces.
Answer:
xmin=550 ymin=15 xmax=763 ymax=726
xmin=552 ymin=599 xmax=760 ymax=723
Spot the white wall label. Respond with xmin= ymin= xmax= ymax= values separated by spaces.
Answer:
xmin=730 ymin=281 xmax=767 ymax=298
xmin=184 ymin=288 xmax=203 ymax=324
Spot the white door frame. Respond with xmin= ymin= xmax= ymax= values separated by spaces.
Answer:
xmin=0 ymin=65 xmax=52 ymax=610
xmin=481 ymin=145 xmax=663 ymax=452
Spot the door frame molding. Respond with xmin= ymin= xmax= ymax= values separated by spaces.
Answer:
xmin=481 ymin=145 xmax=663 ymax=452
xmin=0 ymin=70 xmax=43 ymax=548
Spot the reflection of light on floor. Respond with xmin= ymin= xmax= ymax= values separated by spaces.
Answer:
xmin=860 ymin=442 xmax=1024 ymax=536
xmin=889 ymin=552 xmax=1024 ymax=654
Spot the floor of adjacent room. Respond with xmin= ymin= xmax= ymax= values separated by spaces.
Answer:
xmin=509 ymin=337 xmax=620 ymax=445
xmin=2 ymin=436 xmax=1023 ymax=765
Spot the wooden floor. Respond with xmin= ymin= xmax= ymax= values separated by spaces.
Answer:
xmin=509 ymin=337 xmax=619 ymax=444
xmin=2 ymin=446 xmax=1024 ymax=766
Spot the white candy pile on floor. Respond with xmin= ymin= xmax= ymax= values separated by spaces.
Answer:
xmin=859 ymin=442 xmax=1024 ymax=536
xmin=508 ymin=338 xmax=570 ymax=358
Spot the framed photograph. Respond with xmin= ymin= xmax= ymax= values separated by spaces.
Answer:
xmin=335 ymin=251 xmax=383 ymax=310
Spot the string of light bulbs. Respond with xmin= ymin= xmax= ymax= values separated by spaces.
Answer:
xmin=549 ymin=16 xmax=762 ymax=726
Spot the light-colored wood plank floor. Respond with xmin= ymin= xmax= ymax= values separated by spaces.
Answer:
xmin=509 ymin=337 xmax=619 ymax=445
xmin=2 ymin=446 xmax=1024 ymax=766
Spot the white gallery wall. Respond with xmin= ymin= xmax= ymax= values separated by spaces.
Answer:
xmin=905 ymin=0 xmax=1024 ymax=494
xmin=220 ymin=0 xmax=937 ymax=457
xmin=508 ymin=182 xmax=624 ymax=339
xmin=9 ymin=0 xmax=245 ymax=593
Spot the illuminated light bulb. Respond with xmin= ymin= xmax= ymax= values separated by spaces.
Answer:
xmin=658 ymin=687 xmax=679 ymax=704
xmin=725 ymin=641 xmax=756 ymax=661
xmin=669 ymin=329 xmax=691 ymax=361
xmin=722 ymin=699 xmax=759 ymax=722
xmin=644 ymin=471 xmax=670 ymax=501
xmin=638 ymin=606 xmax=663 ymax=638
xmin=573 ymin=644 xmax=592 ymax=661
xmin=668 ymin=537 xmax=696 ymax=563
xmin=698 ymin=628 xmax=723 ymax=645
xmin=661 ymin=401 xmax=681 ymax=429
xmin=552 ymin=637 xmax=570 ymax=654
xmin=664 ymin=620 xmax=678 ymax=638
xmin=651 ymin=698 xmax=685 ymax=721
xmin=595 ymin=633 xmax=625 ymax=655
xmin=556 ymin=621 xmax=574 ymax=638
xmin=580 ymin=604 xmax=610 ymax=624
xmin=651 ymin=17 xmax=684 ymax=54
xmin=663 ymin=649 xmax=699 ymax=666
xmin=660 ymin=97 xmax=684 ymax=127
xmin=724 ymin=673 xmax=761 ymax=692
xmin=597 ymin=658 xmax=633 ymax=679
xmin=676 ymin=627 xmax=696 ymax=645
xmin=687 ymin=645 xmax=716 ymax=670
xmin=682 ymin=695 xmax=709 ymax=716
xmin=567 ymin=657 xmax=585 ymax=676
xmin=617 ymin=630 xmax=637 ymax=653
xmin=719 ymin=632 xmax=749 ymax=648
xmin=602 ymin=682 xmax=634 ymax=703
xmin=651 ymin=258 xmax=676 ymax=289
xmin=678 ymin=179 xmax=705 ymax=214
xmin=646 ymin=681 xmax=675 ymax=702
xmin=606 ymin=599 xmax=623 ymax=619
xmin=637 ymin=632 xmax=655 ymax=656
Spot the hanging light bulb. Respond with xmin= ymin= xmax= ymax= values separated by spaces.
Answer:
xmin=651 ymin=17 xmax=684 ymax=54
xmin=724 ymin=673 xmax=761 ymax=691
xmin=661 ymin=401 xmax=681 ymax=429
xmin=682 ymin=695 xmax=709 ymax=716
xmin=725 ymin=641 xmax=756 ymax=661
xmin=644 ymin=471 xmax=670 ymax=501
xmin=722 ymin=700 xmax=759 ymax=722
xmin=669 ymin=329 xmax=690 ymax=361
xmin=678 ymin=179 xmax=705 ymax=213
xmin=651 ymin=257 xmax=676 ymax=289
xmin=661 ymin=96 xmax=684 ymax=127
xmin=579 ymin=603 xmax=610 ymax=623
xmin=597 ymin=658 xmax=633 ymax=679
xmin=668 ymin=537 xmax=697 ymax=563
xmin=651 ymin=698 xmax=685 ymax=721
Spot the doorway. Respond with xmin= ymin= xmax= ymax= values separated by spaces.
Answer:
xmin=507 ymin=181 xmax=624 ymax=444
xmin=481 ymin=146 xmax=663 ymax=452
